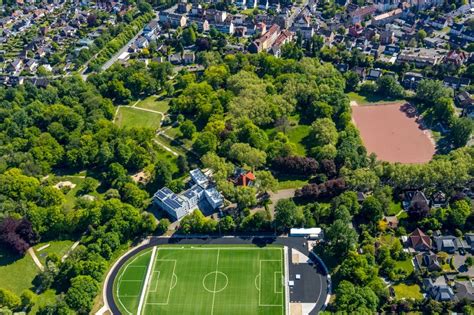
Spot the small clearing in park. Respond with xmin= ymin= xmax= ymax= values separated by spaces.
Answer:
xmin=114 ymin=245 xmax=286 ymax=315
xmin=352 ymin=102 xmax=435 ymax=164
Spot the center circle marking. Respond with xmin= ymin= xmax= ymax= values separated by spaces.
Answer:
xmin=202 ymin=271 xmax=228 ymax=293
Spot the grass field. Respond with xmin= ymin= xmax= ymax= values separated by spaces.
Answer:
xmin=392 ymin=283 xmax=423 ymax=300
xmin=347 ymin=92 xmax=405 ymax=106
xmin=34 ymin=240 xmax=75 ymax=265
xmin=135 ymin=96 xmax=170 ymax=113
xmin=115 ymin=107 xmax=162 ymax=130
xmin=0 ymin=247 xmax=39 ymax=294
xmin=114 ymin=245 xmax=286 ymax=315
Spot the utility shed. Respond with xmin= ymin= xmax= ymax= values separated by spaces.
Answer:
xmin=290 ymin=228 xmax=323 ymax=239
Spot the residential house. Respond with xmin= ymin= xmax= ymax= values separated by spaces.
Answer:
xmin=434 ymin=235 xmax=458 ymax=253
xmin=443 ymin=76 xmax=471 ymax=90
xmin=135 ymin=36 xmax=149 ymax=49
xmin=353 ymin=66 xmax=366 ymax=80
xmin=380 ymin=30 xmax=395 ymax=44
xmin=8 ymin=59 xmax=23 ymax=73
xmin=349 ymin=24 xmax=364 ymax=37
xmin=415 ymin=252 xmax=442 ymax=272
xmin=431 ymin=17 xmax=448 ymax=30
xmin=349 ymin=5 xmax=377 ymax=24
xmin=445 ymin=50 xmax=469 ymax=66
xmin=450 ymin=22 xmax=465 ymax=37
xmin=233 ymin=169 xmax=256 ymax=187
xmin=384 ymin=44 xmax=400 ymax=56
xmin=408 ymin=228 xmax=432 ymax=251
xmin=183 ymin=51 xmax=195 ymax=64
xmin=159 ymin=12 xmax=187 ymax=28
xmin=397 ymin=48 xmax=445 ymax=67
xmin=367 ymin=68 xmax=382 ymax=81
xmin=402 ymin=72 xmax=424 ymax=90
xmin=431 ymin=191 xmax=447 ymax=208
xmin=371 ymin=8 xmax=402 ymax=26
xmin=465 ymin=234 xmax=474 ymax=253
xmin=423 ymin=277 xmax=456 ymax=302
xmin=456 ymin=91 xmax=474 ymax=108
xmin=271 ymin=29 xmax=294 ymax=57
xmin=248 ymin=24 xmax=280 ymax=53
xmin=177 ymin=1 xmax=191 ymax=13
xmin=454 ymin=280 xmax=474 ymax=302
xmin=404 ymin=190 xmax=430 ymax=210
xmin=25 ymin=59 xmax=38 ymax=72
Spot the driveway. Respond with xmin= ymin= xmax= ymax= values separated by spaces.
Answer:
xmin=254 ymin=188 xmax=296 ymax=217
xmin=452 ymin=254 xmax=474 ymax=277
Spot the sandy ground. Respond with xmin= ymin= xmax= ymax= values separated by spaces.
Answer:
xmin=352 ymin=102 xmax=435 ymax=164
xmin=54 ymin=181 xmax=76 ymax=189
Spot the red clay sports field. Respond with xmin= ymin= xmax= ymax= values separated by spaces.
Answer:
xmin=352 ymin=102 xmax=435 ymax=164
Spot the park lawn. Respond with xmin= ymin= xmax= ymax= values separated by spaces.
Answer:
xmin=286 ymin=124 xmax=311 ymax=156
xmin=347 ymin=92 xmax=405 ymax=106
xmin=55 ymin=176 xmax=85 ymax=211
xmin=154 ymin=135 xmax=188 ymax=159
xmin=34 ymin=240 xmax=75 ymax=265
xmin=115 ymin=107 xmax=162 ymax=130
xmin=392 ymin=283 xmax=423 ymax=300
xmin=394 ymin=258 xmax=414 ymax=274
xmin=275 ymin=173 xmax=309 ymax=190
xmin=0 ymin=247 xmax=40 ymax=295
xmin=30 ymin=289 xmax=57 ymax=314
xmin=386 ymin=201 xmax=402 ymax=216
xmin=162 ymin=127 xmax=196 ymax=150
xmin=135 ymin=95 xmax=170 ymax=113
xmin=266 ymin=116 xmax=311 ymax=156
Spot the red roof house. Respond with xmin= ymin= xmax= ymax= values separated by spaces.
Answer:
xmin=409 ymin=228 xmax=432 ymax=251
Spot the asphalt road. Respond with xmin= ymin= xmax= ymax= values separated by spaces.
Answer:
xmin=104 ymin=236 xmax=329 ymax=315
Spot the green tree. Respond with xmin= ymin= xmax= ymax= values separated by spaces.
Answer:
xmin=325 ymin=219 xmax=358 ymax=257
xmin=193 ymin=132 xmax=218 ymax=155
xmin=448 ymin=199 xmax=472 ymax=228
xmin=310 ymin=118 xmax=338 ymax=147
xmin=449 ymin=118 xmax=473 ymax=148
xmin=228 ymin=143 xmax=267 ymax=169
xmin=344 ymin=71 xmax=360 ymax=92
xmin=361 ymin=196 xmax=383 ymax=224
xmin=0 ymin=288 xmax=21 ymax=310
xmin=65 ymin=275 xmax=99 ymax=313
xmin=204 ymin=65 xmax=230 ymax=89
xmin=334 ymin=281 xmax=379 ymax=313
xmin=220 ymin=216 xmax=236 ymax=233
xmin=416 ymin=80 xmax=453 ymax=105
xmin=20 ymin=290 xmax=36 ymax=310
xmin=179 ymin=120 xmax=196 ymax=139
xmin=417 ymin=29 xmax=427 ymax=41
xmin=274 ymin=199 xmax=300 ymax=232
xmin=182 ymin=27 xmax=197 ymax=46
xmin=157 ymin=218 xmax=170 ymax=234
xmin=254 ymin=170 xmax=278 ymax=194
xmin=376 ymin=75 xmax=404 ymax=98
xmin=235 ymin=186 xmax=257 ymax=209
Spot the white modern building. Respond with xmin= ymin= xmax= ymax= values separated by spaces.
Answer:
xmin=153 ymin=169 xmax=223 ymax=220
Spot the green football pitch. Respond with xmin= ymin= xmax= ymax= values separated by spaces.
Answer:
xmin=113 ymin=245 xmax=286 ymax=315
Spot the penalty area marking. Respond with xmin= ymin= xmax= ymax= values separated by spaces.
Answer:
xmin=259 ymin=259 xmax=285 ymax=308
xmin=116 ymin=250 xmax=153 ymax=315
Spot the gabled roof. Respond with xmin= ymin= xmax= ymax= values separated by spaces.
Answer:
xmin=409 ymin=228 xmax=432 ymax=250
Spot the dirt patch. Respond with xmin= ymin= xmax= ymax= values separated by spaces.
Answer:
xmin=352 ymin=102 xmax=435 ymax=164
xmin=54 ymin=181 xmax=76 ymax=189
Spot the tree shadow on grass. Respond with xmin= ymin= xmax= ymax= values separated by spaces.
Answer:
xmin=0 ymin=248 xmax=21 ymax=267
